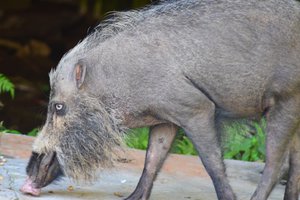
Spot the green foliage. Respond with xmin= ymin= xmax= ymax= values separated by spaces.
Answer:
xmin=0 ymin=74 xmax=15 ymax=98
xmin=27 ymin=128 xmax=39 ymax=136
xmin=0 ymin=122 xmax=39 ymax=136
xmin=0 ymin=121 xmax=21 ymax=134
xmin=125 ymin=127 xmax=149 ymax=150
xmin=124 ymin=120 xmax=266 ymax=161
xmin=223 ymin=120 xmax=266 ymax=162
xmin=125 ymin=127 xmax=197 ymax=155
xmin=171 ymin=129 xmax=197 ymax=155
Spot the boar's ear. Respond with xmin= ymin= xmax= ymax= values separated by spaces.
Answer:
xmin=74 ymin=62 xmax=86 ymax=89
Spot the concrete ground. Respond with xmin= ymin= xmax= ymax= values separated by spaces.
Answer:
xmin=0 ymin=133 xmax=291 ymax=200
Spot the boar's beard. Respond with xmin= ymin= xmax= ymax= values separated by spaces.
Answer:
xmin=36 ymin=94 xmax=125 ymax=182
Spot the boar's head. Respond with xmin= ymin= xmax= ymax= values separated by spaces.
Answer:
xmin=31 ymin=57 xmax=124 ymax=182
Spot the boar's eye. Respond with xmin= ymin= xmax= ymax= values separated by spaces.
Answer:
xmin=54 ymin=103 xmax=66 ymax=116
xmin=55 ymin=104 xmax=63 ymax=110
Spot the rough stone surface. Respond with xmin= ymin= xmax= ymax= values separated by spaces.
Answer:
xmin=0 ymin=133 xmax=33 ymax=159
xmin=0 ymin=133 xmax=293 ymax=200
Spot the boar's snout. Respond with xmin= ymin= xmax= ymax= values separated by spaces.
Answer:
xmin=20 ymin=177 xmax=42 ymax=196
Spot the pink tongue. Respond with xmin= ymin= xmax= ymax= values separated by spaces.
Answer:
xmin=20 ymin=177 xmax=41 ymax=196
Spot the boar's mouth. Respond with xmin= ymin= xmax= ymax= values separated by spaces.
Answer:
xmin=25 ymin=151 xmax=63 ymax=188
xmin=21 ymin=151 xmax=63 ymax=196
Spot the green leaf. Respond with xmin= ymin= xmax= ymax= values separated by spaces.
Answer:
xmin=223 ymin=119 xmax=266 ymax=162
xmin=125 ymin=127 xmax=149 ymax=150
xmin=4 ymin=129 xmax=21 ymax=134
xmin=0 ymin=74 xmax=15 ymax=98
xmin=27 ymin=128 xmax=39 ymax=136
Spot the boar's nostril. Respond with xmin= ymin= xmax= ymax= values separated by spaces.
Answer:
xmin=20 ymin=177 xmax=41 ymax=196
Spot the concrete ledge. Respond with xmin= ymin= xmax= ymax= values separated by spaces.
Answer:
xmin=0 ymin=133 xmax=291 ymax=200
xmin=0 ymin=133 xmax=33 ymax=159
xmin=0 ymin=133 xmax=208 ymax=178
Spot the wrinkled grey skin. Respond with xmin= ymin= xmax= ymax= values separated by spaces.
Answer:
xmin=26 ymin=0 xmax=300 ymax=199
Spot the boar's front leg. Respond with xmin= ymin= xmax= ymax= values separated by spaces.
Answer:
xmin=125 ymin=123 xmax=177 ymax=200
xmin=251 ymin=94 xmax=300 ymax=200
xmin=284 ymin=130 xmax=300 ymax=200
xmin=177 ymin=99 xmax=236 ymax=200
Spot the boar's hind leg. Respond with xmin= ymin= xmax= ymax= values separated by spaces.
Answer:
xmin=251 ymin=94 xmax=300 ymax=200
xmin=284 ymin=130 xmax=300 ymax=200
xmin=125 ymin=123 xmax=177 ymax=200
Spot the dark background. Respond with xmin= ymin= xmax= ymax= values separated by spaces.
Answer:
xmin=0 ymin=0 xmax=151 ymax=133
